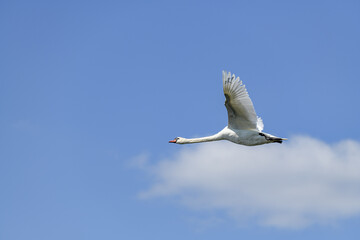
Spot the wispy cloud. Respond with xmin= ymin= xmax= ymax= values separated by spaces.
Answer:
xmin=139 ymin=136 xmax=360 ymax=229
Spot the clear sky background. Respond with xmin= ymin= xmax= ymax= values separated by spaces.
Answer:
xmin=1 ymin=0 xmax=360 ymax=239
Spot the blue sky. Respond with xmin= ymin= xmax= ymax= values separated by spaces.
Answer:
xmin=1 ymin=0 xmax=360 ymax=239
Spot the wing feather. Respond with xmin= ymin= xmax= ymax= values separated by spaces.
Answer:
xmin=222 ymin=71 xmax=264 ymax=131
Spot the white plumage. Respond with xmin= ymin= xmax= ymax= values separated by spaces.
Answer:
xmin=169 ymin=71 xmax=287 ymax=146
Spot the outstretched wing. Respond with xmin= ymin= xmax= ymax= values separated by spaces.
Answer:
xmin=223 ymin=71 xmax=264 ymax=131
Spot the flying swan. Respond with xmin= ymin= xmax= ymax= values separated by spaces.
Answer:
xmin=169 ymin=71 xmax=287 ymax=146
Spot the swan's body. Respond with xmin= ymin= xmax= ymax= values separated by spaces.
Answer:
xmin=169 ymin=71 xmax=287 ymax=146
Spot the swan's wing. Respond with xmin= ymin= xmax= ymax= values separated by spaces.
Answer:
xmin=223 ymin=71 xmax=264 ymax=131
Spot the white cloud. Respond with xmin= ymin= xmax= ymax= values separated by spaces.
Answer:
xmin=139 ymin=135 xmax=360 ymax=229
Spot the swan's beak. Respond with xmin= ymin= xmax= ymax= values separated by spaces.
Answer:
xmin=169 ymin=139 xmax=177 ymax=143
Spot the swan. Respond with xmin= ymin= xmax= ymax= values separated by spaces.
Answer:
xmin=169 ymin=71 xmax=287 ymax=146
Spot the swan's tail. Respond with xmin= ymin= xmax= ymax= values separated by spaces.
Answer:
xmin=256 ymin=117 xmax=264 ymax=132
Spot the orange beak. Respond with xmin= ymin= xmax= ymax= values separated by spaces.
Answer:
xmin=169 ymin=139 xmax=177 ymax=143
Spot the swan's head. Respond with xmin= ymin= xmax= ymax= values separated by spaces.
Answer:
xmin=169 ymin=137 xmax=185 ymax=144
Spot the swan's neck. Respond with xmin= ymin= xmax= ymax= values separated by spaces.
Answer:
xmin=182 ymin=134 xmax=222 ymax=144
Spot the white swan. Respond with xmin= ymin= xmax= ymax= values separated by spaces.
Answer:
xmin=169 ymin=71 xmax=287 ymax=146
